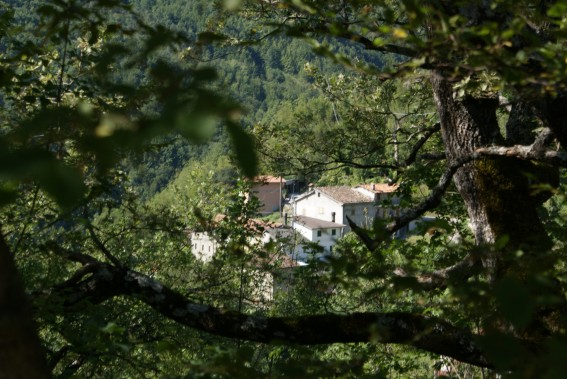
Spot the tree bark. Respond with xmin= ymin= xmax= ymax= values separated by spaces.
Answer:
xmin=48 ymin=257 xmax=497 ymax=368
xmin=0 ymin=229 xmax=50 ymax=379
xmin=430 ymin=72 xmax=552 ymax=252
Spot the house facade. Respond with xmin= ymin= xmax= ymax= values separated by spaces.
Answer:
xmin=191 ymin=231 xmax=217 ymax=262
xmin=249 ymin=175 xmax=285 ymax=215
xmin=189 ymin=217 xmax=301 ymax=303
xmin=292 ymin=184 xmax=399 ymax=232
xmin=292 ymin=215 xmax=345 ymax=260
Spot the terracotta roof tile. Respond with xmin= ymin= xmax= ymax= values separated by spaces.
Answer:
xmin=357 ymin=183 xmax=398 ymax=193
xmin=253 ymin=175 xmax=286 ymax=183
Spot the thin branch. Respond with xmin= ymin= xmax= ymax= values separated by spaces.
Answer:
xmin=403 ymin=123 xmax=441 ymax=166
xmin=56 ymin=18 xmax=71 ymax=104
xmin=474 ymin=145 xmax=567 ymax=168
xmin=385 ymin=156 xmax=471 ymax=234
xmin=86 ymin=224 xmax=124 ymax=268
xmin=349 ymin=155 xmax=474 ymax=251
xmin=393 ymin=251 xmax=483 ymax=291
xmin=12 ymin=185 xmax=41 ymax=255
xmin=315 ymin=27 xmax=418 ymax=58
xmin=419 ymin=152 xmax=446 ymax=161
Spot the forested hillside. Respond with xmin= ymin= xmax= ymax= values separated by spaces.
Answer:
xmin=8 ymin=0 xmax=366 ymax=197
xmin=126 ymin=0 xmax=390 ymax=198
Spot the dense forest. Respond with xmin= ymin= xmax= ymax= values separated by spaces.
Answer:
xmin=1 ymin=0 xmax=567 ymax=378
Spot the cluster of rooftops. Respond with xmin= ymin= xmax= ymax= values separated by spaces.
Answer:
xmin=190 ymin=176 xmax=401 ymax=264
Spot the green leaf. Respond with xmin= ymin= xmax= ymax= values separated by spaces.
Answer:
xmin=478 ymin=332 xmax=529 ymax=371
xmin=0 ymin=149 xmax=86 ymax=208
xmin=223 ymin=0 xmax=242 ymax=11
xmin=493 ymin=234 xmax=510 ymax=250
xmin=495 ymin=277 xmax=536 ymax=329
xmin=226 ymin=121 xmax=257 ymax=179
xmin=100 ymin=322 xmax=125 ymax=335
xmin=35 ymin=163 xmax=87 ymax=208
xmin=197 ymin=31 xmax=227 ymax=45
xmin=175 ymin=109 xmax=218 ymax=144
xmin=547 ymin=3 xmax=567 ymax=18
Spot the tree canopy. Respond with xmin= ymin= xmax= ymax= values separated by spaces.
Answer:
xmin=1 ymin=0 xmax=567 ymax=377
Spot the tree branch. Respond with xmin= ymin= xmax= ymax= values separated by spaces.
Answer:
xmin=393 ymin=251 xmax=483 ymax=291
xmin=348 ymin=156 xmax=473 ymax=251
xmin=86 ymin=223 xmax=124 ymax=268
xmin=474 ymin=144 xmax=567 ymax=168
xmin=350 ymin=135 xmax=566 ymax=253
xmin=403 ymin=123 xmax=441 ymax=166
xmin=332 ymin=30 xmax=418 ymax=58
xmin=47 ymin=256 xmax=496 ymax=368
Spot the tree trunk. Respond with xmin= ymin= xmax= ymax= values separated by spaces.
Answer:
xmin=430 ymin=71 xmax=553 ymax=267
xmin=0 ymin=229 xmax=50 ymax=379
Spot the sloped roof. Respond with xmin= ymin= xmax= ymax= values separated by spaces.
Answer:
xmin=195 ymin=214 xmax=282 ymax=235
xmin=317 ymin=186 xmax=374 ymax=204
xmin=252 ymin=175 xmax=286 ymax=184
xmin=357 ymin=183 xmax=399 ymax=194
xmin=293 ymin=215 xmax=345 ymax=230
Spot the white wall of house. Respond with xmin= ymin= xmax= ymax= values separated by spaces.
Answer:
xmin=190 ymin=232 xmax=217 ymax=262
xmin=292 ymin=217 xmax=343 ymax=260
xmin=341 ymin=203 xmax=375 ymax=229
xmin=295 ymin=191 xmax=342 ymax=223
xmin=294 ymin=190 xmax=375 ymax=232
xmin=191 ymin=225 xmax=304 ymax=263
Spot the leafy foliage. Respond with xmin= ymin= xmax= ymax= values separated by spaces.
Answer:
xmin=1 ymin=0 xmax=567 ymax=378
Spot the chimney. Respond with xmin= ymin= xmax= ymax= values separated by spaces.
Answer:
xmin=331 ymin=212 xmax=336 ymax=223
xmin=371 ymin=183 xmax=376 ymax=191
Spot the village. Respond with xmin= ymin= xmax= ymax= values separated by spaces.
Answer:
xmin=188 ymin=175 xmax=436 ymax=300
xmin=191 ymin=175 xmax=402 ymax=258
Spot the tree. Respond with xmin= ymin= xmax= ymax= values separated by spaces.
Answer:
xmin=0 ymin=0 xmax=253 ymax=376
xmin=1 ymin=0 xmax=567 ymax=377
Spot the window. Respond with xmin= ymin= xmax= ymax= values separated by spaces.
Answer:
xmin=350 ymin=209 xmax=355 ymax=216
xmin=317 ymin=192 xmax=321 ymax=197
xmin=317 ymin=230 xmax=322 ymax=237
xmin=330 ymin=246 xmax=333 ymax=253
xmin=332 ymin=229 xmax=336 ymax=236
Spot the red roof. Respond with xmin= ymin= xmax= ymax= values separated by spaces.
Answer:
xmin=357 ymin=183 xmax=398 ymax=193
xmin=253 ymin=175 xmax=285 ymax=184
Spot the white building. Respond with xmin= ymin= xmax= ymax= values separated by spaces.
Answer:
xmin=292 ymin=215 xmax=345 ymax=260
xmin=189 ymin=216 xmax=303 ymax=302
xmin=292 ymin=184 xmax=399 ymax=232
xmin=191 ymin=231 xmax=218 ymax=262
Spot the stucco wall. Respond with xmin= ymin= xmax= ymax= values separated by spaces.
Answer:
xmin=251 ymin=182 xmax=283 ymax=214
xmin=294 ymin=191 xmax=375 ymax=232
xmin=295 ymin=192 xmax=343 ymax=223
xmin=190 ymin=232 xmax=217 ymax=262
